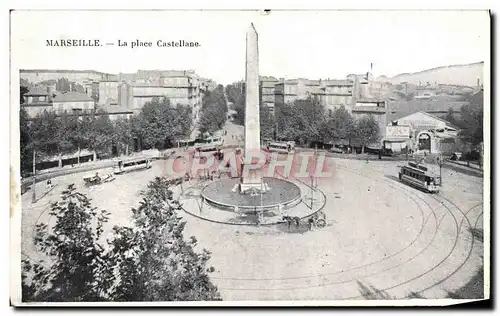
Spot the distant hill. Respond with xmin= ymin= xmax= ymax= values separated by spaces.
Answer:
xmin=381 ymin=62 xmax=484 ymax=87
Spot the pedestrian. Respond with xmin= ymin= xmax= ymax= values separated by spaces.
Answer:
xmin=46 ymin=178 xmax=52 ymax=190
xmin=308 ymin=217 xmax=314 ymax=230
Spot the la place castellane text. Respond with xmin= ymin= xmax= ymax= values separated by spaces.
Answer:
xmin=45 ymin=39 xmax=200 ymax=48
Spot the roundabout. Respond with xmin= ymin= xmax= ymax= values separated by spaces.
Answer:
xmin=20 ymin=157 xmax=485 ymax=301
xmin=201 ymin=177 xmax=301 ymax=212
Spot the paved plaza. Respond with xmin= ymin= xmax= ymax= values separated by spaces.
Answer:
xmin=21 ymin=156 xmax=484 ymax=301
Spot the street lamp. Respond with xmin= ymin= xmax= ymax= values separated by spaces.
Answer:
xmin=31 ymin=149 xmax=36 ymax=203
xmin=438 ymin=155 xmax=443 ymax=186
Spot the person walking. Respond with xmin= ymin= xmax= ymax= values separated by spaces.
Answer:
xmin=308 ymin=217 xmax=314 ymax=231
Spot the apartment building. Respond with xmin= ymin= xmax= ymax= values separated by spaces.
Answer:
xmin=98 ymin=70 xmax=211 ymax=124
xmin=52 ymin=91 xmax=96 ymax=114
xmin=22 ymin=86 xmax=53 ymax=117
xmin=259 ymin=76 xmax=280 ymax=111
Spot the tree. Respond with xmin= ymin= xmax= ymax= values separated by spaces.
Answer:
xmin=353 ymin=115 xmax=380 ymax=153
xmin=22 ymin=184 xmax=112 ymax=301
xmin=459 ymin=103 xmax=483 ymax=146
xmin=225 ymin=84 xmax=245 ymax=126
xmin=20 ymin=107 xmax=32 ymax=173
xmin=113 ymin=118 xmax=133 ymax=155
xmin=443 ymin=107 xmax=459 ymax=127
xmin=29 ymin=110 xmax=61 ymax=158
xmin=321 ymin=106 xmax=356 ymax=145
xmin=260 ymin=106 xmax=274 ymax=140
xmin=135 ymin=97 xmax=192 ymax=149
xmin=198 ymin=85 xmax=228 ymax=135
xmin=88 ymin=110 xmax=115 ymax=156
xmin=109 ymin=177 xmax=222 ymax=301
xmin=232 ymin=101 xmax=245 ymax=126
xmin=275 ymin=97 xmax=326 ymax=145
xmin=20 ymin=85 xmax=29 ymax=105
xmin=225 ymin=83 xmax=244 ymax=105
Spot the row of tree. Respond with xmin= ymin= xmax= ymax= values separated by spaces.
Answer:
xmin=274 ymin=98 xmax=380 ymax=150
xmin=22 ymin=177 xmax=221 ymax=301
xmin=225 ymin=83 xmax=245 ymax=125
xmin=230 ymin=92 xmax=380 ymax=151
xmin=20 ymin=92 xmax=193 ymax=172
xmin=197 ymin=84 xmax=228 ymax=136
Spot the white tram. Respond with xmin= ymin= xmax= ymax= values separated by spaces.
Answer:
xmin=398 ymin=162 xmax=440 ymax=193
xmin=266 ymin=141 xmax=295 ymax=154
xmin=113 ymin=157 xmax=152 ymax=174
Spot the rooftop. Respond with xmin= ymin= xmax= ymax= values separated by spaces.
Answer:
xmin=52 ymin=91 xmax=94 ymax=103
xmin=25 ymin=86 xmax=49 ymax=96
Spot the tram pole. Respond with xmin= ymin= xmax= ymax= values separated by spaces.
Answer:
xmin=439 ymin=155 xmax=443 ymax=186
xmin=31 ymin=149 xmax=36 ymax=204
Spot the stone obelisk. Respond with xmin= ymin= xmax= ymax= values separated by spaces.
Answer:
xmin=240 ymin=23 xmax=263 ymax=193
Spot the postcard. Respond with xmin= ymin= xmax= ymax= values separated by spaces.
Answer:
xmin=9 ymin=9 xmax=490 ymax=306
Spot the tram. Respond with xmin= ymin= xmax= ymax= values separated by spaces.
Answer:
xmin=113 ymin=157 xmax=152 ymax=174
xmin=194 ymin=143 xmax=222 ymax=159
xmin=398 ymin=161 xmax=440 ymax=193
xmin=266 ymin=141 xmax=295 ymax=154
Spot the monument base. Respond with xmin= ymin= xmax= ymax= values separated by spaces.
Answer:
xmin=240 ymin=182 xmax=270 ymax=194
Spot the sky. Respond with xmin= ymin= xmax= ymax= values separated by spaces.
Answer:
xmin=11 ymin=10 xmax=490 ymax=85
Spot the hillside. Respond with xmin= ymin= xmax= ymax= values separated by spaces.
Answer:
xmin=383 ymin=62 xmax=484 ymax=87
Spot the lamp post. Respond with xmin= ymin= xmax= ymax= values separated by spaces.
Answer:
xmin=438 ymin=155 xmax=443 ymax=186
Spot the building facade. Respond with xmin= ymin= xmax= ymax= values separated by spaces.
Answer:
xmin=98 ymin=80 xmax=120 ymax=105
xmin=259 ymin=76 xmax=279 ymax=111
xmin=383 ymin=111 xmax=460 ymax=154
xmin=311 ymin=79 xmax=354 ymax=114
xmin=20 ymin=69 xmax=115 ymax=85
xmin=22 ymin=86 xmax=53 ymax=117
xmin=351 ymin=99 xmax=389 ymax=143
xmin=97 ymin=70 xmax=211 ymax=124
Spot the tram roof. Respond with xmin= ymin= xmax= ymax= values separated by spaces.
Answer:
xmin=116 ymin=156 xmax=151 ymax=163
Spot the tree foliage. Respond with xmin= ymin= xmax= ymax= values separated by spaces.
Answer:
xmin=353 ymin=115 xmax=380 ymax=150
xmin=260 ymin=106 xmax=274 ymax=140
xmin=109 ymin=177 xmax=222 ymax=301
xmin=22 ymin=184 xmax=112 ymax=301
xmin=225 ymin=84 xmax=243 ymax=105
xmin=321 ymin=106 xmax=356 ymax=144
xmin=225 ymin=84 xmax=245 ymax=126
xmin=22 ymin=178 xmax=221 ymax=302
xmin=439 ymin=93 xmax=484 ymax=146
xmin=20 ymin=94 xmax=194 ymax=170
xmin=458 ymin=103 xmax=483 ymax=145
xmin=133 ymin=97 xmax=193 ymax=149
xmin=20 ymin=107 xmax=32 ymax=172
xmin=275 ymin=97 xmax=326 ymax=145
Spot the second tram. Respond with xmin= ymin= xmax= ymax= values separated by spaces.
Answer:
xmin=398 ymin=162 xmax=440 ymax=193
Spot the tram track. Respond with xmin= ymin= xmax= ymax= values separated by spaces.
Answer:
xmin=213 ymin=163 xmax=483 ymax=299
xmin=212 ymin=167 xmax=432 ymax=283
